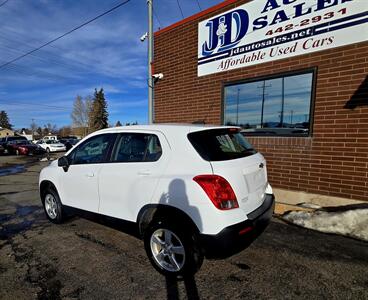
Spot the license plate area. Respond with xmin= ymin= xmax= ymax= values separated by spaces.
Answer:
xmin=244 ymin=168 xmax=266 ymax=193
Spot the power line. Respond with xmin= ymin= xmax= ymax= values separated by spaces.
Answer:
xmin=152 ymin=6 xmax=162 ymax=28
xmin=0 ymin=33 xmax=95 ymax=72
xmin=0 ymin=40 xmax=90 ymax=74
xmin=0 ymin=99 xmax=71 ymax=111
xmin=195 ymin=0 xmax=202 ymax=11
xmin=0 ymin=0 xmax=9 ymax=8
xmin=0 ymin=0 xmax=131 ymax=70
xmin=176 ymin=0 xmax=184 ymax=19
xmin=1 ymin=62 xmax=72 ymax=82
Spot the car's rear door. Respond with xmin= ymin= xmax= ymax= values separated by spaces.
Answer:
xmin=98 ymin=131 xmax=169 ymax=222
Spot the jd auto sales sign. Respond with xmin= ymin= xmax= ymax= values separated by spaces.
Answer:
xmin=198 ymin=0 xmax=368 ymax=76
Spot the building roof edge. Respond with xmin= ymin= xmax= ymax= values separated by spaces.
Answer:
xmin=154 ymin=0 xmax=238 ymax=37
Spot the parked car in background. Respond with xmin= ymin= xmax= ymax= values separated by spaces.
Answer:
xmin=37 ymin=140 xmax=66 ymax=153
xmin=6 ymin=139 xmax=46 ymax=156
xmin=0 ymin=136 xmax=28 ymax=154
xmin=59 ymin=138 xmax=80 ymax=151
xmin=43 ymin=135 xmax=58 ymax=141
xmin=39 ymin=125 xmax=274 ymax=277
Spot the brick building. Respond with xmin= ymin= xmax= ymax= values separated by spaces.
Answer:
xmin=153 ymin=0 xmax=368 ymax=203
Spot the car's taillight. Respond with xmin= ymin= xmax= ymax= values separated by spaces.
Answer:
xmin=193 ymin=175 xmax=239 ymax=210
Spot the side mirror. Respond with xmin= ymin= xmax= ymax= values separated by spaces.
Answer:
xmin=58 ymin=156 xmax=70 ymax=172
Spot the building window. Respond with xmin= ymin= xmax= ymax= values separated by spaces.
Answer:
xmin=224 ymin=70 xmax=314 ymax=136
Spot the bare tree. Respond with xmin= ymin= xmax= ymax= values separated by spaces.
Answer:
xmin=71 ymin=95 xmax=87 ymax=127
xmin=71 ymin=95 xmax=93 ymax=136
xmin=43 ymin=123 xmax=57 ymax=136
xmin=30 ymin=120 xmax=38 ymax=138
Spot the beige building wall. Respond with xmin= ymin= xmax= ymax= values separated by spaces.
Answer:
xmin=0 ymin=129 xmax=14 ymax=138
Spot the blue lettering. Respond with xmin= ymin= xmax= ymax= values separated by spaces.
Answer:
xmin=202 ymin=9 xmax=249 ymax=56
xmin=294 ymin=3 xmax=312 ymax=17
xmin=261 ymin=0 xmax=281 ymax=13
xmin=269 ymin=10 xmax=290 ymax=25
xmin=316 ymin=0 xmax=338 ymax=10
xmin=202 ymin=20 xmax=219 ymax=56
xmin=253 ymin=16 xmax=268 ymax=30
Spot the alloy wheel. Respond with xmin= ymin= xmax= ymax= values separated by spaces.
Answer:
xmin=150 ymin=228 xmax=185 ymax=272
xmin=44 ymin=193 xmax=58 ymax=219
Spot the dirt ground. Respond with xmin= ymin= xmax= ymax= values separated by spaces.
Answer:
xmin=0 ymin=154 xmax=367 ymax=299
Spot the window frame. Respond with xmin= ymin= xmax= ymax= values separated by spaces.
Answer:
xmin=221 ymin=67 xmax=317 ymax=137
xmin=67 ymin=133 xmax=117 ymax=165
xmin=109 ymin=132 xmax=163 ymax=163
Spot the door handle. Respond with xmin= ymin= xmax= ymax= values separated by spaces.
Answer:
xmin=138 ymin=170 xmax=151 ymax=176
xmin=85 ymin=173 xmax=95 ymax=178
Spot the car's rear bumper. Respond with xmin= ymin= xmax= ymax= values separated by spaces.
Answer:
xmin=199 ymin=193 xmax=275 ymax=258
xmin=50 ymin=148 xmax=66 ymax=152
xmin=28 ymin=149 xmax=46 ymax=155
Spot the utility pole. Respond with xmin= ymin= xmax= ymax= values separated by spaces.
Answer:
xmin=147 ymin=0 xmax=154 ymax=124
xmin=257 ymin=81 xmax=271 ymax=128
xmin=31 ymin=118 xmax=35 ymax=140
xmin=236 ymin=88 xmax=240 ymax=125
xmin=280 ymin=77 xmax=284 ymax=127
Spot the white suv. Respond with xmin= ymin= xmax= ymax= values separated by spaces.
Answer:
xmin=39 ymin=125 xmax=274 ymax=277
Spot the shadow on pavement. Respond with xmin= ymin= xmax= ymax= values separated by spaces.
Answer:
xmin=165 ymin=275 xmax=200 ymax=300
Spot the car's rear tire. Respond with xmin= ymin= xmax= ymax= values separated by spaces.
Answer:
xmin=144 ymin=220 xmax=203 ymax=278
xmin=42 ymin=187 xmax=65 ymax=224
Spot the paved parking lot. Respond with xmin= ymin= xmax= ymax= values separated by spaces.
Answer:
xmin=0 ymin=155 xmax=367 ymax=299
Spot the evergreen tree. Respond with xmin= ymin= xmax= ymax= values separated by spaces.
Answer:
xmin=90 ymin=88 xmax=109 ymax=131
xmin=0 ymin=110 xmax=12 ymax=129
xmin=115 ymin=120 xmax=122 ymax=127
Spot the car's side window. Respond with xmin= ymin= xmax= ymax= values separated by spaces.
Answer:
xmin=71 ymin=134 xmax=113 ymax=165
xmin=112 ymin=133 xmax=162 ymax=163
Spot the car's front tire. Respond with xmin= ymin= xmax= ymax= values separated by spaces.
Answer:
xmin=42 ymin=187 xmax=65 ymax=224
xmin=144 ymin=220 xmax=203 ymax=278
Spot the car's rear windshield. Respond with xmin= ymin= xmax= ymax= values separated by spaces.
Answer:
xmin=188 ymin=128 xmax=257 ymax=161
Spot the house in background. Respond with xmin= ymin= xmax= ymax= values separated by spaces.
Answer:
xmin=0 ymin=127 xmax=14 ymax=138
xmin=17 ymin=129 xmax=41 ymax=141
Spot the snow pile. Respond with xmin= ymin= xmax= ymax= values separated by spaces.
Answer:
xmin=283 ymin=209 xmax=368 ymax=242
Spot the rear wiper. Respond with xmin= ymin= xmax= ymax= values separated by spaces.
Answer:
xmin=241 ymin=148 xmax=256 ymax=154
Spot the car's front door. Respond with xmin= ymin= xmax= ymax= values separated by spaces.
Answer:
xmin=58 ymin=133 xmax=115 ymax=213
xmin=98 ymin=132 xmax=169 ymax=222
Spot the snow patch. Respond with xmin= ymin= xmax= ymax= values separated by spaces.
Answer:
xmin=283 ymin=209 xmax=368 ymax=242
xmin=297 ymin=202 xmax=322 ymax=209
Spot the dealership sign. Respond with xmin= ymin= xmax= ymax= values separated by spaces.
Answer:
xmin=198 ymin=0 xmax=368 ymax=76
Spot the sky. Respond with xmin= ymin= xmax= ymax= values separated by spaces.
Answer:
xmin=0 ymin=0 xmax=224 ymax=129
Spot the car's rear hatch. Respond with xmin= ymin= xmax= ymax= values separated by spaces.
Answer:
xmin=188 ymin=128 xmax=268 ymax=214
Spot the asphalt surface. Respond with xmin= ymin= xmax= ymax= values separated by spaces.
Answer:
xmin=0 ymin=155 xmax=367 ymax=300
